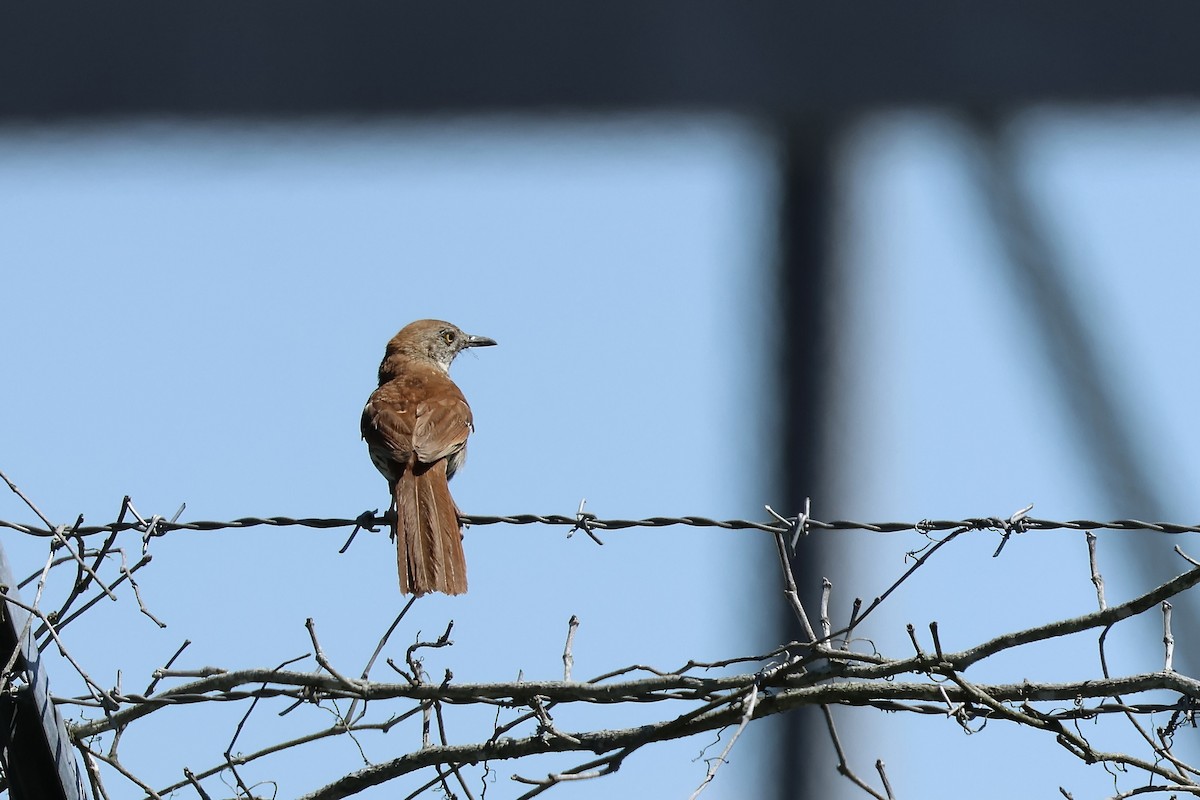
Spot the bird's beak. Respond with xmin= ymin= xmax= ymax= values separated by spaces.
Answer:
xmin=465 ymin=333 xmax=498 ymax=348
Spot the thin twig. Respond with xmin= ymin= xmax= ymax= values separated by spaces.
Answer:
xmin=511 ymin=748 xmax=632 ymax=798
xmin=1087 ymin=531 xmax=1107 ymax=610
xmin=687 ymin=685 xmax=759 ymax=800
xmin=306 ymin=617 xmax=361 ymax=691
xmin=0 ymin=468 xmax=59 ymax=531
xmin=182 ymin=768 xmax=213 ymax=800
xmin=405 ymin=622 xmax=455 ymax=684
xmin=226 ymin=653 xmax=313 ymax=762
xmin=772 ymin=529 xmax=817 ymax=642
xmin=1163 ymin=601 xmax=1175 ymax=673
xmin=821 ymin=705 xmax=889 ymax=800
xmin=343 ymin=598 xmax=416 ymax=725
xmin=120 ymin=550 xmax=166 ymax=627
xmin=145 ymin=640 xmax=192 ymax=696
xmin=79 ymin=743 xmax=164 ymax=798
xmin=36 ymin=554 xmax=154 ymax=643
xmin=563 ymin=615 xmax=580 ymax=681
xmin=820 ymin=578 xmax=833 ymax=642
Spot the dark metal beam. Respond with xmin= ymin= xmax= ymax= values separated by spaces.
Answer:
xmin=774 ymin=120 xmax=837 ymax=800
xmin=5 ymin=2 xmax=1200 ymax=118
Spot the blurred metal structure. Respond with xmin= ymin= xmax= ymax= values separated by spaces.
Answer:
xmin=6 ymin=3 xmax=1200 ymax=115
xmin=965 ymin=115 xmax=1167 ymax=521
xmin=0 ymin=543 xmax=85 ymax=800
xmin=5 ymin=3 xmax=1200 ymax=796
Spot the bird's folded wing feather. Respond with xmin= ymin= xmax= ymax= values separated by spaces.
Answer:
xmin=363 ymin=379 xmax=473 ymax=467
xmin=361 ymin=385 xmax=415 ymax=462
xmin=412 ymin=394 xmax=473 ymax=465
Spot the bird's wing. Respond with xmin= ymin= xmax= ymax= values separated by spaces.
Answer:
xmin=412 ymin=391 xmax=473 ymax=465
xmin=361 ymin=382 xmax=416 ymax=464
xmin=363 ymin=370 xmax=474 ymax=468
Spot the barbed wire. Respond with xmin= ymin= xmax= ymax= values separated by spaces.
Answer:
xmin=4 ymin=508 xmax=1200 ymax=540
xmin=8 ymin=486 xmax=1200 ymax=799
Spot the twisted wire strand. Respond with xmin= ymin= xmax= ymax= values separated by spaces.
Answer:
xmin=2 ymin=512 xmax=1199 ymax=539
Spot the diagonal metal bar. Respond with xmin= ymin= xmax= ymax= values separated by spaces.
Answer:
xmin=963 ymin=112 xmax=1164 ymax=518
xmin=962 ymin=111 xmax=1193 ymax=671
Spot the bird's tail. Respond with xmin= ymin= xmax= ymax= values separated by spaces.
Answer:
xmin=393 ymin=463 xmax=468 ymax=596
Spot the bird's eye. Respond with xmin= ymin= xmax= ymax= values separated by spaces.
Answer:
xmin=442 ymin=331 xmax=456 ymax=345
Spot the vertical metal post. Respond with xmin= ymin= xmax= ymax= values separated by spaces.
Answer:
xmin=773 ymin=120 xmax=837 ymax=799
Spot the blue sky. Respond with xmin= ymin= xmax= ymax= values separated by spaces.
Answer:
xmin=2 ymin=109 xmax=1198 ymax=799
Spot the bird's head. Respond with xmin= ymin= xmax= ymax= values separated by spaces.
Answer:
xmin=386 ymin=319 xmax=497 ymax=373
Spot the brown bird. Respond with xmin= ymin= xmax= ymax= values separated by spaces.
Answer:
xmin=361 ymin=319 xmax=496 ymax=596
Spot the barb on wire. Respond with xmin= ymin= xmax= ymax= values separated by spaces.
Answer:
xmin=567 ymin=498 xmax=604 ymax=546
xmin=992 ymin=503 xmax=1035 ymax=558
